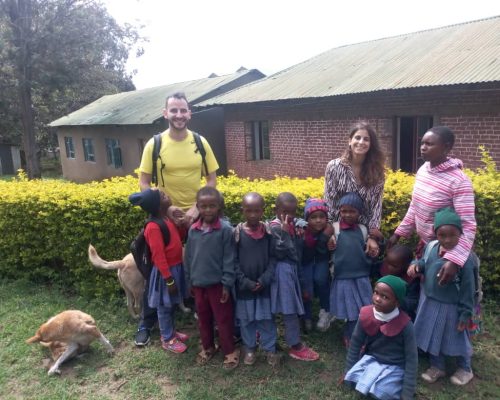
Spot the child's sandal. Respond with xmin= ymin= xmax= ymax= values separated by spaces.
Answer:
xmin=196 ymin=346 xmax=218 ymax=365
xmin=222 ymin=349 xmax=240 ymax=370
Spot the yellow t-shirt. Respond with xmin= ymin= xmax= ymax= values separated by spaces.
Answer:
xmin=139 ymin=130 xmax=219 ymax=211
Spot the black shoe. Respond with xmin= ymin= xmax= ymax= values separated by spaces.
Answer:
xmin=135 ymin=328 xmax=151 ymax=347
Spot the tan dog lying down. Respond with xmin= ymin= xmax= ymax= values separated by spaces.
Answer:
xmin=88 ymin=244 xmax=191 ymax=319
xmin=26 ymin=310 xmax=113 ymax=375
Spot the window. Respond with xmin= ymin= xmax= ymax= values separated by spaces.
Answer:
xmin=64 ymin=137 xmax=75 ymax=159
xmin=82 ymin=138 xmax=95 ymax=162
xmin=105 ymin=138 xmax=122 ymax=168
xmin=245 ymin=121 xmax=270 ymax=160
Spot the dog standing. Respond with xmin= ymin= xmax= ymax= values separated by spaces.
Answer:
xmin=88 ymin=245 xmax=144 ymax=319
xmin=88 ymin=245 xmax=191 ymax=319
xmin=26 ymin=310 xmax=113 ymax=375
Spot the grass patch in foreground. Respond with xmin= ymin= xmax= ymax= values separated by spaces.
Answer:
xmin=0 ymin=279 xmax=499 ymax=399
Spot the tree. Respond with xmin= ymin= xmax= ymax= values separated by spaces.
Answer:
xmin=0 ymin=0 xmax=143 ymax=178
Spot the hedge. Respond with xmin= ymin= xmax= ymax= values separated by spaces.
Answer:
xmin=0 ymin=151 xmax=498 ymax=297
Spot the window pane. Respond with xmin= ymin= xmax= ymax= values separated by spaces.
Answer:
xmin=244 ymin=122 xmax=254 ymax=161
xmin=113 ymin=147 xmax=122 ymax=168
xmin=262 ymin=122 xmax=270 ymax=160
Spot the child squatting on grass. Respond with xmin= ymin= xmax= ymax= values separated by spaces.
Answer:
xmin=234 ymin=192 xmax=280 ymax=367
xmin=184 ymin=186 xmax=240 ymax=369
xmin=269 ymin=192 xmax=319 ymax=361
xmin=300 ymin=198 xmax=336 ymax=332
xmin=128 ymin=188 xmax=190 ymax=353
xmin=408 ymin=207 xmax=477 ymax=386
xmin=330 ymin=192 xmax=375 ymax=348
xmin=344 ymin=275 xmax=418 ymax=400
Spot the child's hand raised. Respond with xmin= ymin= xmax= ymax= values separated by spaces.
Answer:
xmin=220 ymin=287 xmax=230 ymax=303
xmin=280 ymin=213 xmax=292 ymax=231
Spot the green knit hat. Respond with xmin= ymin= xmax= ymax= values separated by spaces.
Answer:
xmin=376 ymin=275 xmax=407 ymax=304
xmin=434 ymin=207 xmax=462 ymax=233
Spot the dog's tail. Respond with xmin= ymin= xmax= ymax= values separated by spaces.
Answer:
xmin=26 ymin=333 xmax=41 ymax=344
xmin=88 ymin=244 xmax=128 ymax=270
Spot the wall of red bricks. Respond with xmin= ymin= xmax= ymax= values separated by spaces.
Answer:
xmin=223 ymin=84 xmax=500 ymax=178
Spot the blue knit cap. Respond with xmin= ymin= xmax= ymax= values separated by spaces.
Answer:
xmin=129 ymin=188 xmax=161 ymax=215
xmin=338 ymin=192 xmax=364 ymax=213
xmin=304 ymin=198 xmax=329 ymax=220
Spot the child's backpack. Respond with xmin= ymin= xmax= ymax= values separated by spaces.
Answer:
xmin=130 ymin=217 xmax=170 ymax=280
xmin=423 ymin=240 xmax=483 ymax=335
xmin=151 ymin=131 xmax=208 ymax=186
xmin=331 ymin=221 xmax=368 ymax=242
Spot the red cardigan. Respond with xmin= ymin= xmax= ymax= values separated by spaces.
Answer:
xmin=144 ymin=218 xmax=186 ymax=279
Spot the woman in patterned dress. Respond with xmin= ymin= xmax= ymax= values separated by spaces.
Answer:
xmin=324 ymin=122 xmax=386 ymax=256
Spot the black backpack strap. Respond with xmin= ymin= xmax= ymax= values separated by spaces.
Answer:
xmin=146 ymin=216 xmax=170 ymax=246
xmin=192 ymin=131 xmax=208 ymax=176
xmin=151 ymin=133 xmax=163 ymax=187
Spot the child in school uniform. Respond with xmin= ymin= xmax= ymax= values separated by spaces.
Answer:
xmin=329 ymin=192 xmax=373 ymax=347
xmin=344 ymin=275 xmax=418 ymax=400
xmin=184 ymin=186 xmax=240 ymax=369
xmin=234 ymin=192 xmax=280 ymax=367
xmin=269 ymin=192 xmax=319 ymax=361
xmin=372 ymin=244 xmax=420 ymax=321
xmin=300 ymin=198 xmax=335 ymax=332
xmin=408 ymin=207 xmax=477 ymax=386
xmin=128 ymin=188 xmax=189 ymax=353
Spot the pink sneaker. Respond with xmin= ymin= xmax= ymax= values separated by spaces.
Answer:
xmin=161 ymin=337 xmax=187 ymax=354
xmin=288 ymin=345 xmax=319 ymax=361
xmin=175 ymin=331 xmax=189 ymax=343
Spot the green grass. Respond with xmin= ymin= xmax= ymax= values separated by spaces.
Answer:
xmin=0 ymin=279 xmax=498 ymax=399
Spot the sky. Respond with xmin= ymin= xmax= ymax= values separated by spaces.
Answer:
xmin=102 ymin=0 xmax=500 ymax=90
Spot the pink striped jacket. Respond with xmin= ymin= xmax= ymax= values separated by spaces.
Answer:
xmin=395 ymin=158 xmax=476 ymax=267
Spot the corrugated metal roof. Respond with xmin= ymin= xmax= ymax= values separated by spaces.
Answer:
xmin=49 ymin=69 xmax=263 ymax=126
xmin=199 ymin=16 xmax=500 ymax=106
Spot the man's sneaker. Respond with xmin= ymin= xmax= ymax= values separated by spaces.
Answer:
xmin=243 ymin=350 xmax=257 ymax=365
xmin=316 ymin=309 xmax=332 ymax=332
xmin=266 ymin=351 xmax=281 ymax=367
xmin=421 ymin=366 xmax=446 ymax=383
xmin=175 ymin=331 xmax=189 ymax=343
xmin=288 ymin=345 xmax=319 ymax=361
xmin=161 ymin=337 xmax=187 ymax=354
xmin=134 ymin=327 xmax=151 ymax=347
xmin=450 ymin=369 xmax=474 ymax=386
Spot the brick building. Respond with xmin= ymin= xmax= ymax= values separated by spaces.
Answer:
xmin=198 ymin=17 xmax=500 ymax=179
xmin=50 ymin=68 xmax=264 ymax=182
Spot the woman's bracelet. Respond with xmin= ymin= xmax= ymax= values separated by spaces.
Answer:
xmin=166 ymin=278 xmax=175 ymax=286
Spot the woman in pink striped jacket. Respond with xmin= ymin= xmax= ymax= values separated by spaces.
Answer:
xmin=388 ymin=126 xmax=476 ymax=285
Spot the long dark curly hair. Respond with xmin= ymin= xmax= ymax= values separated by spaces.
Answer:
xmin=341 ymin=122 xmax=385 ymax=187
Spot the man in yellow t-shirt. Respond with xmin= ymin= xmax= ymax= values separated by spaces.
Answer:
xmin=134 ymin=92 xmax=219 ymax=347
xmin=139 ymin=92 xmax=219 ymax=227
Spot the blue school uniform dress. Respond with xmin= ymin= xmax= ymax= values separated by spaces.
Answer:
xmin=148 ymin=264 xmax=186 ymax=308
xmin=269 ymin=218 xmax=305 ymax=316
xmin=414 ymin=244 xmax=476 ymax=364
xmin=330 ymin=225 xmax=372 ymax=321
xmin=345 ymin=305 xmax=418 ymax=400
